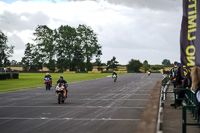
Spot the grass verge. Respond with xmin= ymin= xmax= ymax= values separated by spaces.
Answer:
xmin=0 ymin=73 xmax=116 ymax=92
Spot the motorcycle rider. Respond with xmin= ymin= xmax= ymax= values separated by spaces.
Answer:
xmin=112 ymin=71 xmax=117 ymax=79
xmin=44 ymin=73 xmax=52 ymax=87
xmin=56 ymin=76 xmax=68 ymax=97
xmin=112 ymin=71 xmax=117 ymax=78
xmin=148 ymin=69 xmax=151 ymax=76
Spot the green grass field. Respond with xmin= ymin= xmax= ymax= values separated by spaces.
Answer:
xmin=0 ymin=73 xmax=114 ymax=92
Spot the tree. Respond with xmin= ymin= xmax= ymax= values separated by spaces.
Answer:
xmin=55 ymin=25 xmax=77 ymax=71
xmin=150 ymin=65 xmax=164 ymax=70
xmin=0 ymin=30 xmax=14 ymax=67
xmin=142 ymin=60 xmax=150 ymax=72
xmin=11 ymin=60 xmax=17 ymax=65
xmin=21 ymin=43 xmax=43 ymax=71
xmin=95 ymin=58 xmax=102 ymax=71
xmin=162 ymin=59 xmax=171 ymax=66
xmin=107 ymin=56 xmax=119 ymax=71
xmin=22 ymin=24 xmax=102 ymax=72
xmin=76 ymin=24 xmax=101 ymax=71
xmin=34 ymin=25 xmax=56 ymax=72
xmin=127 ymin=59 xmax=142 ymax=72
xmin=10 ymin=60 xmax=18 ymax=66
xmin=71 ymin=44 xmax=85 ymax=71
xmin=95 ymin=49 xmax=103 ymax=71
xmin=101 ymin=63 xmax=107 ymax=66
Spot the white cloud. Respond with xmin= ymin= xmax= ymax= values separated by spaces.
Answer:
xmin=20 ymin=15 xmax=28 ymax=21
xmin=17 ymin=30 xmax=34 ymax=44
xmin=0 ymin=0 xmax=182 ymax=64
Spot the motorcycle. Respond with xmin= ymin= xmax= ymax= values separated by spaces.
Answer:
xmin=112 ymin=74 xmax=117 ymax=82
xmin=55 ymin=83 xmax=67 ymax=104
xmin=44 ymin=78 xmax=51 ymax=90
xmin=148 ymin=71 xmax=151 ymax=76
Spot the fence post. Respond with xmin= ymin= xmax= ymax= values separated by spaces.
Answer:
xmin=174 ymin=89 xmax=177 ymax=109
xmin=182 ymin=105 xmax=187 ymax=133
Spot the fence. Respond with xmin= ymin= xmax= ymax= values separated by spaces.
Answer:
xmin=182 ymin=89 xmax=200 ymax=133
xmin=157 ymin=75 xmax=170 ymax=133
xmin=161 ymin=80 xmax=200 ymax=133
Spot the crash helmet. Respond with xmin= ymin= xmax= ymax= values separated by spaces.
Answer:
xmin=176 ymin=62 xmax=181 ymax=66
xmin=59 ymin=76 xmax=63 ymax=81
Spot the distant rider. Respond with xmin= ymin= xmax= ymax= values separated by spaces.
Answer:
xmin=56 ymin=76 xmax=68 ymax=97
xmin=112 ymin=71 xmax=117 ymax=78
xmin=148 ymin=70 xmax=151 ymax=76
xmin=44 ymin=73 xmax=52 ymax=87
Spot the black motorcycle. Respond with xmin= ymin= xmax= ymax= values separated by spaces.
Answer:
xmin=44 ymin=78 xmax=51 ymax=90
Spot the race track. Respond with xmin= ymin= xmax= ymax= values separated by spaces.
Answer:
xmin=0 ymin=73 xmax=162 ymax=133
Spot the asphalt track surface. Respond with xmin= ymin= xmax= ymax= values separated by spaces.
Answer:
xmin=0 ymin=73 xmax=163 ymax=133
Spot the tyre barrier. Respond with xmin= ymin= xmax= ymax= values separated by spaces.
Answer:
xmin=0 ymin=73 xmax=19 ymax=80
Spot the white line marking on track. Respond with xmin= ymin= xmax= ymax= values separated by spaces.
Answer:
xmin=0 ymin=98 xmax=149 ymax=102
xmin=72 ymin=94 xmax=150 ymax=96
xmin=84 ymin=99 xmax=148 ymax=101
xmin=0 ymin=117 xmax=139 ymax=121
xmin=0 ymin=106 xmax=145 ymax=109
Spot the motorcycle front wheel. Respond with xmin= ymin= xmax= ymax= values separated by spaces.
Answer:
xmin=58 ymin=93 xmax=62 ymax=104
xmin=48 ymin=83 xmax=50 ymax=90
xmin=62 ymin=100 xmax=65 ymax=103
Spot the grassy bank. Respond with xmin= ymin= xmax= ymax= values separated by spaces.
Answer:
xmin=0 ymin=73 xmax=114 ymax=92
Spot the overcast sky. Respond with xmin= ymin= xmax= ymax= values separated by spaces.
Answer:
xmin=0 ymin=0 xmax=182 ymax=65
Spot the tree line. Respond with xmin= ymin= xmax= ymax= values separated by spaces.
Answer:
xmin=21 ymin=24 xmax=102 ymax=72
xmin=0 ymin=25 xmax=173 ymax=72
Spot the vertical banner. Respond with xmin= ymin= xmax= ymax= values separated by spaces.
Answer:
xmin=180 ymin=0 xmax=200 ymax=78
